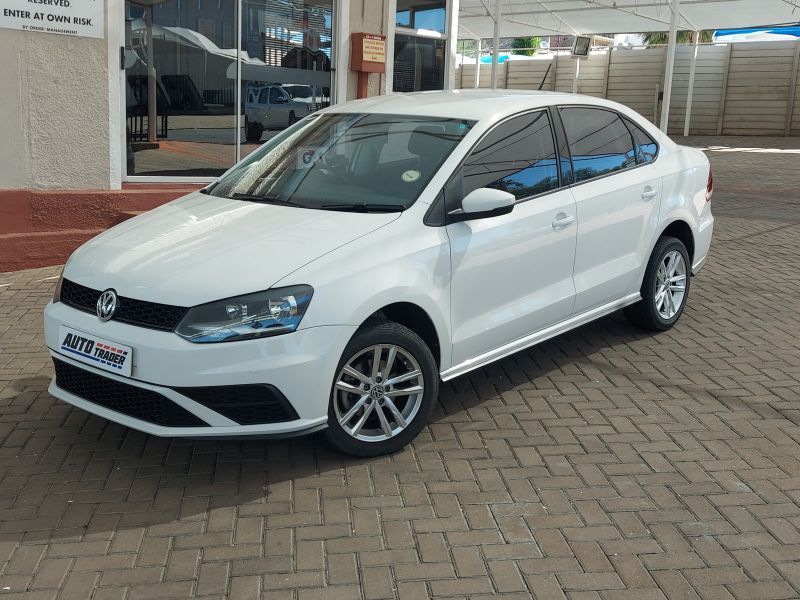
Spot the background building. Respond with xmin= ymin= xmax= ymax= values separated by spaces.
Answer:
xmin=0 ymin=0 xmax=459 ymax=270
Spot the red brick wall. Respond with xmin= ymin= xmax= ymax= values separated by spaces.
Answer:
xmin=0 ymin=184 xmax=203 ymax=272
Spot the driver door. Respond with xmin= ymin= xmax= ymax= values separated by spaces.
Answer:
xmin=447 ymin=110 xmax=578 ymax=366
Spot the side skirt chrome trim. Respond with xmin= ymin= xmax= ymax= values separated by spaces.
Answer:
xmin=440 ymin=293 xmax=642 ymax=382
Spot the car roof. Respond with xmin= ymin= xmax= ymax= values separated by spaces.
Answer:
xmin=327 ymin=89 xmax=627 ymax=122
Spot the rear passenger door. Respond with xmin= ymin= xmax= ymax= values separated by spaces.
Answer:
xmin=447 ymin=110 xmax=578 ymax=366
xmin=558 ymin=106 xmax=662 ymax=314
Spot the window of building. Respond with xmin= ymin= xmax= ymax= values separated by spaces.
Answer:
xmin=123 ymin=0 xmax=333 ymax=179
xmin=463 ymin=111 xmax=560 ymax=200
xmin=559 ymin=107 xmax=637 ymax=183
xmin=393 ymin=35 xmax=446 ymax=92
xmin=396 ymin=0 xmax=446 ymax=34
xmin=394 ymin=0 xmax=449 ymax=92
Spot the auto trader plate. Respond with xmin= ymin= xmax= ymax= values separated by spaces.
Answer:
xmin=58 ymin=326 xmax=133 ymax=377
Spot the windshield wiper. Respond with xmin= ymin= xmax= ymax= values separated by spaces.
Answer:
xmin=229 ymin=193 xmax=302 ymax=207
xmin=320 ymin=203 xmax=406 ymax=213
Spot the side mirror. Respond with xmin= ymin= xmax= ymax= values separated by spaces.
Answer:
xmin=274 ymin=96 xmax=288 ymax=104
xmin=449 ymin=187 xmax=515 ymax=223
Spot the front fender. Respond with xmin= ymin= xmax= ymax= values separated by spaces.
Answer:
xmin=276 ymin=216 xmax=454 ymax=371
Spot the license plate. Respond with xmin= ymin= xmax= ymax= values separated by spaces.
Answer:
xmin=58 ymin=326 xmax=133 ymax=377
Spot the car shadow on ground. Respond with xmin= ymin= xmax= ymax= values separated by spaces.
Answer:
xmin=0 ymin=310 xmax=665 ymax=544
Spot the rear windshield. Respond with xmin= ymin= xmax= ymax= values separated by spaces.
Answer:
xmin=208 ymin=113 xmax=475 ymax=210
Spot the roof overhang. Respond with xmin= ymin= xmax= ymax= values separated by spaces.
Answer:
xmin=458 ymin=0 xmax=800 ymax=39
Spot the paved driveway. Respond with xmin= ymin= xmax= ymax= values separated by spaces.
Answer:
xmin=1 ymin=137 xmax=800 ymax=599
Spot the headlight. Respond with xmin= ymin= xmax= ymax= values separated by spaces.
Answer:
xmin=53 ymin=269 xmax=64 ymax=303
xmin=175 ymin=285 xmax=313 ymax=343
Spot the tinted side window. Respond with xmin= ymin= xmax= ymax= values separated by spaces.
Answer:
xmin=269 ymin=87 xmax=283 ymax=102
xmin=624 ymin=117 xmax=659 ymax=164
xmin=463 ymin=111 xmax=559 ymax=200
xmin=258 ymin=89 xmax=269 ymax=104
xmin=560 ymin=107 xmax=636 ymax=183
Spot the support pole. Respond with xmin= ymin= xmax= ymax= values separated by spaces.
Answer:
xmin=474 ymin=38 xmax=481 ymax=88
xmin=660 ymin=0 xmax=680 ymax=132
xmin=145 ymin=6 xmax=157 ymax=143
xmin=683 ymin=30 xmax=699 ymax=137
xmin=491 ymin=0 xmax=501 ymax=89
xmin=573 ymin=58 xmax=580 ymax=94
xmin=235 ymin=0 xmax=242 ymax=161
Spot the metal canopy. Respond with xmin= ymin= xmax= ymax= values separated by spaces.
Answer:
xmin=455 ymin=0 xmax=800 ymax=134
xmin=458 ymin=0 xmax=800 ymax=39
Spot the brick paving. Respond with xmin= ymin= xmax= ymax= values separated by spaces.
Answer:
xmin=1 ymin=136 xmax=800 ymax=599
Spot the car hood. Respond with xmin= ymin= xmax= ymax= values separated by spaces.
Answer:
xmin=64 ymin=192 xmax=399 ymax=306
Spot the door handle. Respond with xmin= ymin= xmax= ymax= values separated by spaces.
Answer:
xmin=642 ymin=187 xmax=658 ymax=201
xmin=552 ymin=213 xmax=576 ymax=230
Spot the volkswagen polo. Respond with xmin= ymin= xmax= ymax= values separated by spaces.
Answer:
xmin=45 ymin=90 xmax=714 ymax=456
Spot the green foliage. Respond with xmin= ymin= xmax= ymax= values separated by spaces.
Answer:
xmin=641 ymin=31 xmax=713 ymax=47
xmin=511 ymin=36 xmax=541 ymax=56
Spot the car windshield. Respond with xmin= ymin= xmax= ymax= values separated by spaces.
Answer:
xmin=208 ymin=113 xmax=475 ymax=211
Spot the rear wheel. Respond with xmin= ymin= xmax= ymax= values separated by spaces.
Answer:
xmin=326 ymin=320 xmax=438 ymax=457
xmin=625 ymin=236 xmax=691 ymax=331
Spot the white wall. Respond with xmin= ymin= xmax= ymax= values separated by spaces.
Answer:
xmin=0 ymin=14 xmax=113 ymax=190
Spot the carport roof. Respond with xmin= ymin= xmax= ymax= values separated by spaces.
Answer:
xmin=458 ymin=0 xmax=800 ymax=39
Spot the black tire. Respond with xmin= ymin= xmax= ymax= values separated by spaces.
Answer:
xmin=245 ymin=120 xmax=262 ymax=143
xmin=325 ymin=320 xmax=438 ymax=457
xmin=625 ymin=236 xmax=691 ymax=331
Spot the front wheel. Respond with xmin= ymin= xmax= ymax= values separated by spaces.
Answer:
xmin=326 ymin=320 xmax=438 ymax=457
xmin=625 ymin=236 xmax=691 ymax=331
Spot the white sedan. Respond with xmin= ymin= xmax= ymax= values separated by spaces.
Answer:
xmin=45 ymin=90 xmax=714 ymax=456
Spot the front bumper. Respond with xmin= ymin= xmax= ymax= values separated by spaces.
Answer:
xmin=45 ymin=301 xmax=356 ymax=437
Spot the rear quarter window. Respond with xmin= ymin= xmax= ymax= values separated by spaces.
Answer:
xmin=624 ymin=117 xmax=659 ymax=164
xmin=560 ymin=107 xmax=637 ymax=183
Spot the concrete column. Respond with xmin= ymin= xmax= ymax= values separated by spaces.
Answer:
xmin=445 ymin=0 xmax=460 ymax=90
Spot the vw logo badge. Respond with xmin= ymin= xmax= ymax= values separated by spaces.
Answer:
xmin=96 ymin=289 xmax=118 ymax=322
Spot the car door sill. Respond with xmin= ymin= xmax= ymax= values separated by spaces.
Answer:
xmin=441 ymin=292 xmax=642 ymax=382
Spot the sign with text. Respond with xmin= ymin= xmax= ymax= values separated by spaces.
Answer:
xmin=1 ymin=0 xmax=104 ymax=39
xmin=350 ymin=33 xmax=386 ymax=74
xmin=362 ymin=35 xmax=386 ymax=63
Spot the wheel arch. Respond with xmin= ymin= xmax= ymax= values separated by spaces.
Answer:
xmin=362 ymin=302 xmax=443 ymax=369
xmin=659 ymin=219 xmax=695 ymax=264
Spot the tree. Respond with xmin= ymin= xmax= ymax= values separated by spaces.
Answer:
xmin=641 ymin=31 xmax=713 ymax=47
xmin=511 ymin=36 xmax=541 ymax=56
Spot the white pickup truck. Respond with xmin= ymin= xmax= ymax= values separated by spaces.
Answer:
xmin=244 ymin=84 xmax=308 ymax=142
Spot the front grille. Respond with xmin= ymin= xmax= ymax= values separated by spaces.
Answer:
xmin=60 ymin=279 xmax=188 ymax=332
xmin=53 ymin=359 xmax=207 ymax=427
xmin=175 ymin=384 xmax=299 ymax=425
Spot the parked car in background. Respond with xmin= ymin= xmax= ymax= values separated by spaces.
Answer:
xmin=45 ymin=90 xmax=714 ymax=456
xmin=244 ymin=84 xmax=308 ymax=142
xmin=282 ymin=84 xmax=331 ymax=112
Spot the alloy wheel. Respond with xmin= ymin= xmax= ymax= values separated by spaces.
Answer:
xmin=332 ymin=344 xmax=425 ymax=442
xmin=654 ymin=250 xmax=687 ymax=320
